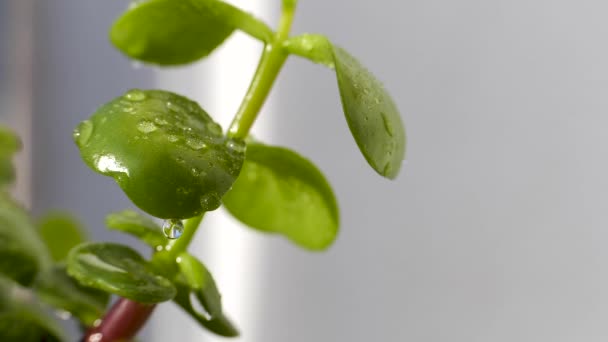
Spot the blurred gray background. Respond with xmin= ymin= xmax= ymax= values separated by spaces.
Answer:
xmin=3 ymin=0 xmax=608 ymax=341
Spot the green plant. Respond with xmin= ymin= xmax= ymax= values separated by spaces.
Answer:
xmin=0 ymin=0 xmax=405 ymax=340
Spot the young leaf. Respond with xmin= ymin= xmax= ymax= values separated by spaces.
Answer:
xmin=223 ymin=143 xmax=339 ymax=250
xmin=74 ymin=89 xmax=245 ymax=219
xmin=177 ymin=253 xmax=222 ymax=319
xmin=283 ymin=36 xmax=407 ymax=179
xmin=34 ymin=265 xmax=109 ymax=327
xmin=0 ymin=193 xmax=50 ymax=286
xmin=333 ymin=46 xmax=406 ymax=178
xmin=37 ymin=212 xmax=87 ymax=262
xmin=67 ymin=242 xmax=176 ymax=303
xmin=111 ymin=0 xmax=234 ymax=65
xmin=0 ymin=276 xmax=65 ymax=342
xmin=106 ymin=210 xmax=165 ymax=248
xmin=173 ymin=282 xmax=239 ymax=337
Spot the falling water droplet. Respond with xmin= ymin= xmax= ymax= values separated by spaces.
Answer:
xmin=200 ymin=192 xmax=221 ymax=211
xmin=73 ymin=120 xmax=93 ymax=147
xmin=124 ymin=89 xmax=146 ymax=102
xmin=226 ymin=139 xmax=246 ymax=154
xmin=163 ymin=219 xmax=184 ymax=239
xmin=137 ymin=120 xmax=157 ymax=133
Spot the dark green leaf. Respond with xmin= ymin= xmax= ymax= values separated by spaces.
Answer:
xmin=37 ymin=212 xmax=87 ymax=262
xmin=173 ymin=282 xmax=238 ymax=337
xmin=223 ymin=143 xmax=339 ymax=250
xmin=0 ymin=276 xmax=65 ymax=342
xmin=111 ymin=0 xmax=234 ymax=65
xmin=333 ymin=46 xmax=406 ymax=179
xmin=74 ymin=89 xmax=245 ymax=219
xmin=67 ymin=242 xmax=176 ymax=303
xmin=106 ymin=210 xmax=165 ymax=248
xmin=34 ymin=265 xmax=109 ymax=326
xmin=283 ymin=34 xmax=335 ymax=68
xmin=0 ymin=193 xmax=50 ymax=285
xmin=177 ymin=253 xmax=222 ymax=318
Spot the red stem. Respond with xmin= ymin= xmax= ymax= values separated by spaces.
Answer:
xmin=81 ymin=298 xmax=156 ymax=342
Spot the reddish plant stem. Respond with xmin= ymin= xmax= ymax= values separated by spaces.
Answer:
xmin=81 ymin=298 xmax=156 ymax=342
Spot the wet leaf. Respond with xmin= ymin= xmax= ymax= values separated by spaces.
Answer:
xmin=67 ymin=242 xmax=176 ymax=303
xmin=223 ymin=143 xmax=339 ymax=250
xmin=106 ymin=210 xmax=165 ymax=248
xmin=177 ymin=253 xmax=222 ymax=318
xmin=74 ymin=89 xmax=245 ymax=219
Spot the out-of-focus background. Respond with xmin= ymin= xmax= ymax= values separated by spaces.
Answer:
xmin=3 ymin=0 xmax=608 ymax=341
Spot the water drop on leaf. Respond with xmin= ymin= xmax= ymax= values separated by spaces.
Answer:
xmin=124 ymin=89 xmax=146 ymax=101
xmin=73 ymin=120 xmax=93 ymax=147
xmin=162 ymin=219 xmax=184 ymax=239
xmin=200 ymin=192 xmax=221 ymax=211
xmin=137 ymin=120 xmax=158 ymax=133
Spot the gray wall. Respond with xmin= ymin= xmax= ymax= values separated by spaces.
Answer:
xmin=4 ymin=0 xmax=608 ymax=341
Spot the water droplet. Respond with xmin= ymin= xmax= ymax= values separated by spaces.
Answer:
xmin=374 ymin=97 xmax=381 ymax=105
xmin=200 ymin=192 xmax=221 ymax=211
xmin=124 ymin=89 xmax=146 ymax=102
xmin=163 ymin=219 xmax=184 ymax=239
xmin=73 ymin=120 xmax=93 ymax=147
xmin=383 ymin=162 xmax=392 ymax=176
xmin=154 ymin=117 xmax=168 ymax=126
xmin=381 ymin=112 xmax=394 ymax=137
xmin=166 ymin=101 xmax=182 ymax=113
xmin=191 ymin=167 xmax=200 ymax=176
xmin=186 ymin=138 xmax=207 ymax=150
xmin=206 ymin=122 xmax=222 ymax=135
xmin=167 ymin=134 xmax=179 ymax=143
xmin=137 ymin=120 xmax=157 ymax=133
xmin=226 ymin=139 xmax=246 ymax=153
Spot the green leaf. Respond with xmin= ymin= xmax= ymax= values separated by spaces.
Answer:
xmin=333 ymin=46 xmax=406 ymax=179
xmin=67 ymin=242 xmax=176 ymax=303
xmin=223 ymin=143 xmax=339 ymax=250
xmin=0 ymin=276 xmax=65 ymax=342
xmin=106 ymin=210 xmax=165 ymax=248
xmin=37 ymin=212 xmax=87 ymax=262
xmin=74 ymin=89 xmax=245 ymax=219
xmin=173 ymin=282 xmax=238 ymax=337
xmin=177 ymin=253 xmax=222 ymax=318
xmin=283 ymin=34 xmax=335 ymax=68
xmin=0 ymin=125 xmax=21 ymax=187
xmin=34 ymin=265 xmax=109 ymax=327
xmin=0 ymin=193 xmax=50 ymax=285
xmin=111 ymin=0 xmax=234 ymax=65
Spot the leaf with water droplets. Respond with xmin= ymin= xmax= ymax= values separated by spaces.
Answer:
xmin=283 ymin=34 xmax=335 ymax=68
xmin=106 ymin=210 xmax=165 ymax=248
xmin=74 ymin=89 xmax=245 ymax=219
xmin=67 ymin=242 xmax=176 ymax=303
xmin=223 ymin=143 xmax=339 ymax=250
xmin=173 ymin=282 xmax=239 ymax=337
xmin=111 ymin=0 xmax=234 ymax=65
xmin=0 ymin=125 xmax=22 ymax=187
xmin=0 ymin=193 xmax=50 ymax=286
xmin=33 ymin=265 xmax=109 ymax=327
xmin=37 ymin=212 xmax=87 ymax=262
xmin=177 ymin=253 xmax=222 ymax=319
xmin=332 ymin=46 xmax=406 ymax=179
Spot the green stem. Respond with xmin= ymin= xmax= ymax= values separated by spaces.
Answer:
xmin=227 ymin=3 xmax=296 ymax=139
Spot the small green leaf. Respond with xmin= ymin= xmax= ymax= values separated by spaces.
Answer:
xmin=34 ymin=265 xmax=109 ymax=326
xmin=0 ymin=193 xmax=50 ymax=285
xmin=37 ymin=212 xmax=87 ymax=262
xmin=333 ymin=46 xmax=406 ymax=179
xmin=0 ymin=125 xmax=21 ymax=187
xmin=177 ymin=253 xmax=222 ymax=318
xmin=0 ymin=276 xmax=65 ymax=342
xmin=173 ymin=282 xmax=239 ymax=337
xmin=111 ymin=0 xmax=234 ymax=65
xmin=74 ymin=89 xmax=245 ymax=219
xmin=223 ymin=143 xmax=339 ymax=250
xmin=106 ymin=210 xmax=165 ymax=248
xmin=67 ymin=242 xmax=176 ymax=303
xmin=283 ymin=34 xmax=335 ymax=68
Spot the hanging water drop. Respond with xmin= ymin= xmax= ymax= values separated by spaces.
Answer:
xmin=163 ymin=219 xmax=184 ymax=239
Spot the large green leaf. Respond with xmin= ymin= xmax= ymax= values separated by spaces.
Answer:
xmin=67 ymin=242 xmax=176 ymax=303
xmin=34 ymin=265 xmax=109 ymax=327
xmin=111 ymin=0 xmax=234 ymax=65
xmin=177 ymin=253 xmax=222 ymax=319
xmin=0 ymin=193 xmax=50 ymax=285
xmin=223 ymin=143 xmax=339 ymax=250
xmin=173 ymin=282 xmax=238 ymax=337
xmin=283 ymin=35 xmax=406 ymax=179
xmin=0 ymin=276 xmax=65 ymax=342
xmin=37 ymin=212 xmax=87 ymax=262
xmin=106 ymin=210 xmax=165 ymax=248
xmin=74 ymin=89 xmax=245 ymax=219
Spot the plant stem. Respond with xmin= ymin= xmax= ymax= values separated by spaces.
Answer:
xmin=227 ymin=2 xmax=296 ymax=139
xmin=80 ymin=298 xmax=155 ymax=342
